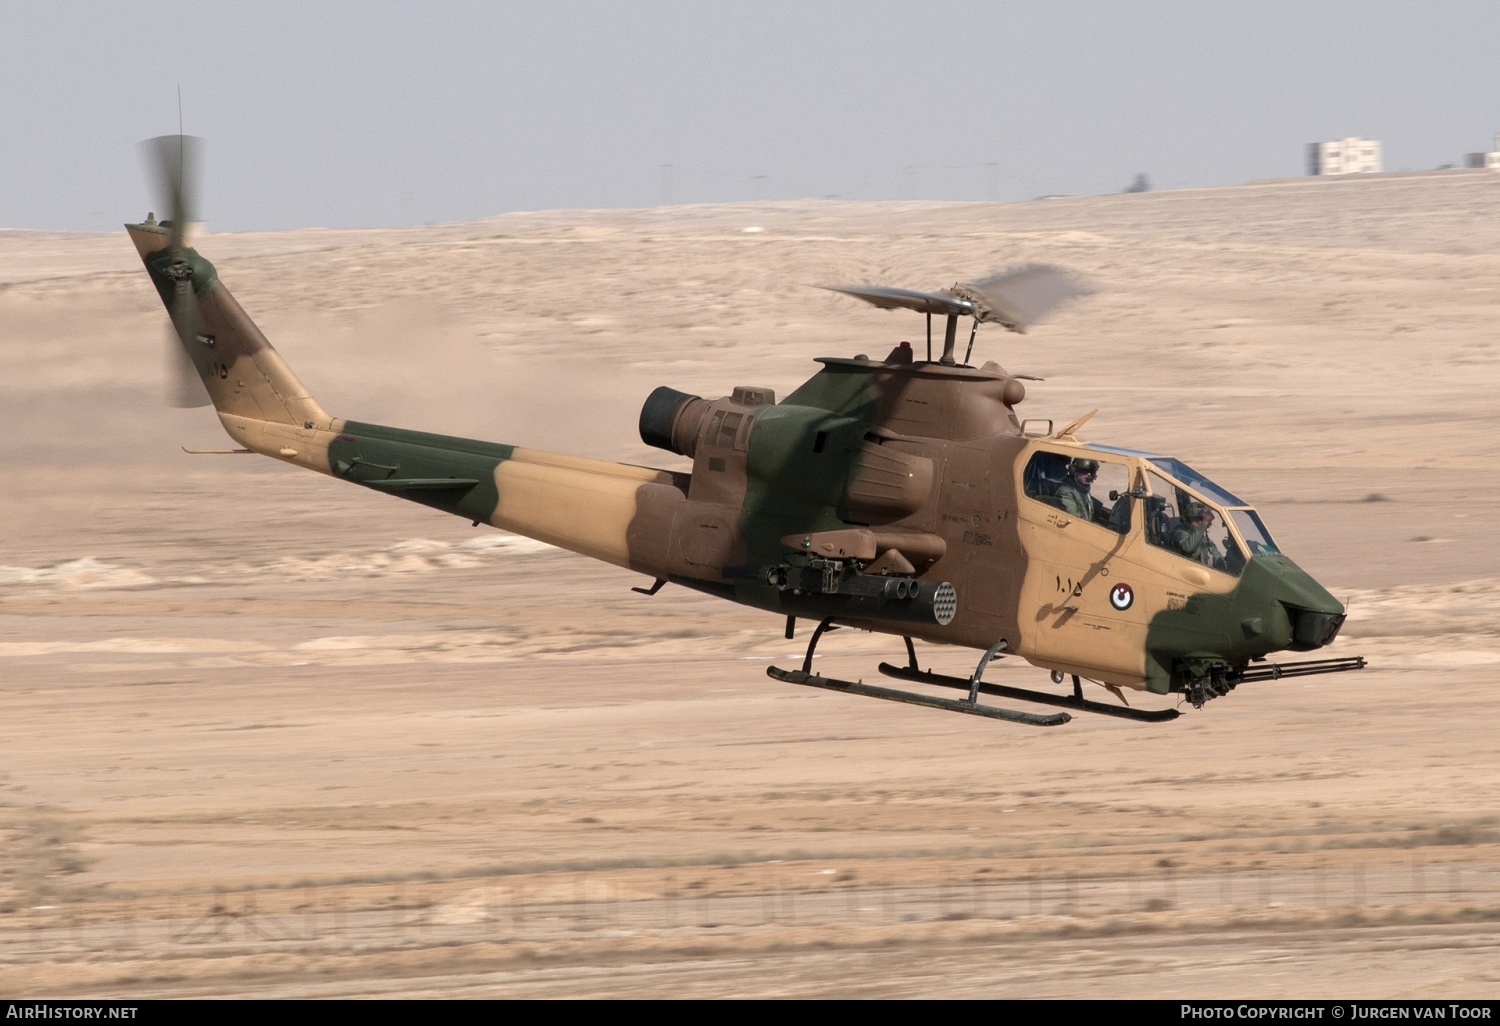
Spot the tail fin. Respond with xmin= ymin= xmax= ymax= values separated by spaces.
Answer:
xmin=126 ymin=219 xmax=687 ymax=576
xmin=128 ymin=220 xmax=338 ymax=462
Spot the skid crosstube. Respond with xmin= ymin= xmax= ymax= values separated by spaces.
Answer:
xmin=766 ymin=666 xmax=1070 ymax=726
xmin=876 ymin=662 xmax=1181 ymax=723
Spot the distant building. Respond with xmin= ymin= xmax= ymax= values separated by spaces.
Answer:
xmin=1464 ymin=134 xmax=1500 ymax=170
xmin=1307 ymin=137 xmax=1382 ymax=176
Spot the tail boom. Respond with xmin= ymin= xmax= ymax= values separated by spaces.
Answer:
xmin=326 ymin=423 xmax=687 ymax=573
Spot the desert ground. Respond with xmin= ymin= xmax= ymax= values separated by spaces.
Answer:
xmin=3 ymin=172 xmax=1500 ymax=998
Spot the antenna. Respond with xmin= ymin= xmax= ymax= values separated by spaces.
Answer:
xmin=177 ymin=85 xmax=185 ymax=192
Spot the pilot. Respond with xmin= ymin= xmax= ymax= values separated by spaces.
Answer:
xmin=1056 ymin=457 xmax=1107 ymax=524
xmin=1173 ymin=500 xmax=1227 ymax=570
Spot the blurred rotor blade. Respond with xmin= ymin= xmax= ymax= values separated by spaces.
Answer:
xmin=164 ymin=279 xmax=209 ymax=408
xmin=141 ymin=135 xmax=211 ymax=406
xmin=950 ymin=264 xmax=1094 ymax=333
xmin=165 ymin=326 xmax=211 ymax=408
xmin=142 ymin=134 xmax=202 ymax=249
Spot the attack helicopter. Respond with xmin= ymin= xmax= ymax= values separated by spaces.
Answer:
xmin=130 ymin=136 xmax=1363 ymax=727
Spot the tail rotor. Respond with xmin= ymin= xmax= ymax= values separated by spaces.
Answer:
xmin=141 ymin=134 xmax=211 ymax=408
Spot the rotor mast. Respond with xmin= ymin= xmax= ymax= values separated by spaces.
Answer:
xmin=932 ymin=309 xmax=982 ymax=365
xmin=941 ymin=311 xmax=960 ymax=365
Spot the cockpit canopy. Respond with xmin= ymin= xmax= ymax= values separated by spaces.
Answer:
xmin=1023 ymin=444 xmax=1281 ymax=577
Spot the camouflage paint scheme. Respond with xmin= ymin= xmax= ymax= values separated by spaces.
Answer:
xmin=128 ymin=221 xmax=1346 ymax=702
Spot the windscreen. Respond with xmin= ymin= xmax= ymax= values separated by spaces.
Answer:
xmin=1145 ymin=457 xmax=1247 ymax=508
xmin=1228 ymin=508 xmax=1280 ymax=557
xmin=1143 ymin=470 xmax=1244 ymax=575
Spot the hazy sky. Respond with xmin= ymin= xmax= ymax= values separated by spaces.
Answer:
xmin=5 ymin=1 xmax=1500 ymax=232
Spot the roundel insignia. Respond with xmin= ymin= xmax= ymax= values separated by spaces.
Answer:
xmin=1109 ymin=583 xmax=1134 ymax=611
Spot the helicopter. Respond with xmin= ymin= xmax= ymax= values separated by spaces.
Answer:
xmin=129 ymin=136 xmax=1363 ymax=727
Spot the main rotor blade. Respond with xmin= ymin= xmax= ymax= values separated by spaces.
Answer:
xmin=950 ymin=264 xmax=1094 ymax=333
xmin=817 ymin=283 xmax=975 ymax=318
xmin=142 ymin=134 xmax=202 ymax=249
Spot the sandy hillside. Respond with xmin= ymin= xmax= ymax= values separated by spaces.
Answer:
xmin=1 ymin=174 xmax=1499 ymax=998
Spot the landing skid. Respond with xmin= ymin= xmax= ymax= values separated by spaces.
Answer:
xmin=876 ymin=662 xmax=1180 ymax=723
xmin=766 ymin=666 xmax=1070 ymax=726
xmin=766 ymin=620 xmax=1366 ymax=725
xmin=766 ymin=618 xmax=1069 ymax=726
